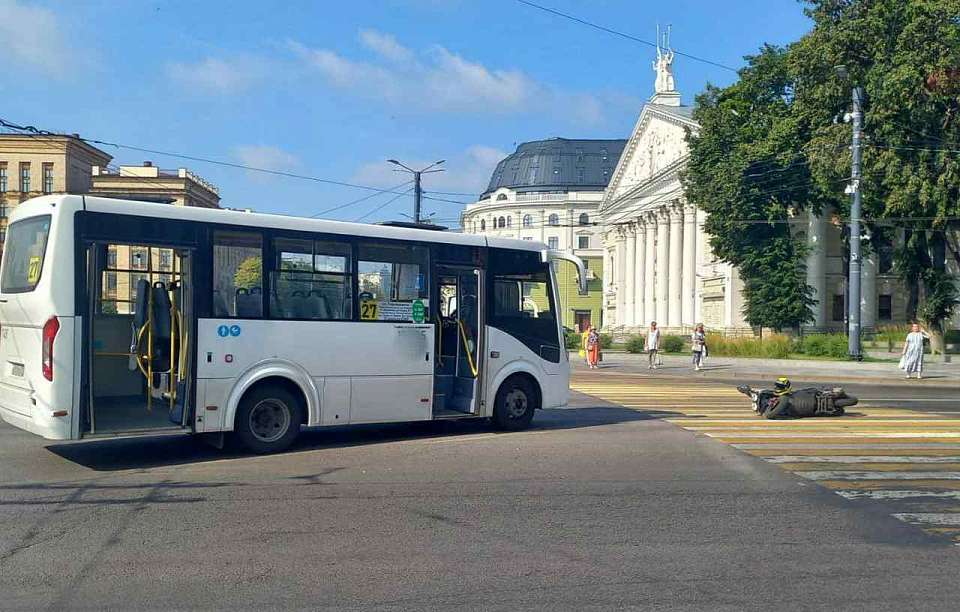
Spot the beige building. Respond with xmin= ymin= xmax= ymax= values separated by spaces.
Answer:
xmin=90 ymin=162 xmax=220 ymax=208
xmin=0 ymin=133 xmax=113 ymax=245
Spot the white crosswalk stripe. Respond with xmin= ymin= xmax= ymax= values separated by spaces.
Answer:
xmin=573 ymin=376 xmax=960 ymax=545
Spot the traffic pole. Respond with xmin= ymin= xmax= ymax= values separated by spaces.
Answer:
xmin=847 ymin=86 xmax=864 ymax=360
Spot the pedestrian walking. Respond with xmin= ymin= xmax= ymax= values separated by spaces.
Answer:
xmin=586 ymin=326 xmax=601 ymax=369
xmin=580 ymin=326 xmax=590 ymax=364
xmin=899 ymin=322 xmax=930 ymax=379
xmin=691 ymin=323 xmax=706 ymax=371
xmin=645 ymin=321 xmax=661 ymax=370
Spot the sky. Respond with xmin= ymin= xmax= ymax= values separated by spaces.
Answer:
xmin=0 ymin=0 xmax=812 ymax=226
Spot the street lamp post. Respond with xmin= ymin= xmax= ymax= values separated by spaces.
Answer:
xmin=837 ymin=66 xmax=864 ymax=360
xmin=387 ymin=159 xmax=445 ymax=224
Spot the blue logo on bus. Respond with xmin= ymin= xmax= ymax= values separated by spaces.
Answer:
xmin=217 ymin=325 xmax=230 ymax=337
xmin=229 ymin=325 xmax=241 ymax=337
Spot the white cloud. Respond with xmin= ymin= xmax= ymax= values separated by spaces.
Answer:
xmin=0 ymin=0 xmax=72 ymax=76
xmin=232 ymin=145 xmax=301 ymax=181
xmin=359 ymin=29 xmax=414 ymax=64
xmin=291 ymin=30 xmax=559 ymax=117
xmin=166 ymin=56 xmax=266 ymax=93
xmin=352 ymin=145 xmax=508 ymax=197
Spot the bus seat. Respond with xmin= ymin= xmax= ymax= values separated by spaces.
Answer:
xmin=133 ymin=278 xmax=150 ymax=328
xmin=151 ymin=282 xmax=172 ymax=340
xmin=235 ymin=288 xmax=262 ymax=318
xmin=307 ymin=290 xmax=332 ymax=320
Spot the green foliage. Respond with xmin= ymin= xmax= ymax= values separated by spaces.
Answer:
xmin=877 ymin=324 xmax=910 ymax=349
xmin=685 ymin=0 xmax=960 ymax=332
xmin=233 ymin=256 xmax=262 ymax=290
xmin=564 ymin=330 xmax=582 ymax=350
xmin=661 ymin=335 xmax=686 ymax=353
xmin=705 ymin=333 xmax=794 ymax=359
xmin=797 ymin=333 xmax=850 ymax=359
xmin=625 ymin=335 xmax=646 ymax=353
xmin=599 ymin=334 xmax=613 ymax=350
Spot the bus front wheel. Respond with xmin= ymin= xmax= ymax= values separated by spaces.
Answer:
xmin=492 ymin=376 xmax=537 ymax=431
xmin=235 ymin=385 xmax=303 ymax=454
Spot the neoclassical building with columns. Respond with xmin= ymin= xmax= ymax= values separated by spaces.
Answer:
xmin=599 ymin=69 xmax=749 ymax=333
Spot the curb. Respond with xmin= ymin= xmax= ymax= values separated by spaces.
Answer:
xmin=572 ymin=366 xmax=959 ymax=390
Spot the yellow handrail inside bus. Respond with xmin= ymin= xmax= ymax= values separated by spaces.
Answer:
xmin=457 ymin=319 xmax=478 ymax=378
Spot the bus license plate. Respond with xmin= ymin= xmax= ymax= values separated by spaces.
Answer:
xmin=11 ymin=363 xmax=24 ymax=377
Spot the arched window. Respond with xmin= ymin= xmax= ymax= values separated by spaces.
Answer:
xmin=548 ymin=213 xmax=559 ymax=227
xmin=496 ymin=193 xmax=508 ymax=201
xmin=506 ymin=216 xmax=512 ymax=228
xmin=579 ymin=213 xmax=590 ymax=226
xmin=480 ymin=219 xmax=486 ymax=231
xmin=498 ymin=216 xmax=506 ymax=228
xmin=522 ymin=214 xmax=532 ymax=228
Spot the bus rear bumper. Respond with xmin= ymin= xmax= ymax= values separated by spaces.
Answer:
xmin=0 ymin=403 xmax=71 ymax=440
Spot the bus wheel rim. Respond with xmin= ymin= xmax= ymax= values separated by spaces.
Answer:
xmin=249 ymin=399 xmax=291 ymax=443
xmin=504 ymin=388 xmax=528 ymax=419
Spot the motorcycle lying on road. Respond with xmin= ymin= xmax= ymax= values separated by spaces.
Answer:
xmin=736 ymin=383 xmax=858 ymax=419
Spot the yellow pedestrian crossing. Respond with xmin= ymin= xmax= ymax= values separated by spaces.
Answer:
xmin=572 ymin=375 xmax=960 ymax=544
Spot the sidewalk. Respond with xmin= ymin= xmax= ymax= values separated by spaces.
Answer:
xmin=574 ymin=351 xmax=960 ymax=387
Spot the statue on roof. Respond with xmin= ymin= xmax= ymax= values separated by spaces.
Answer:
xmin=652 ymin=24 xmax=676 ymax=93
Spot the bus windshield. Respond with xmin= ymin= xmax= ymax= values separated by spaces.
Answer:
xmin=1 ymin=215 xmax=51 ymax=293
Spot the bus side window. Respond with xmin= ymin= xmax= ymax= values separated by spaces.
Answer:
xmin=212 ymin=230 xmax=263 ymax=318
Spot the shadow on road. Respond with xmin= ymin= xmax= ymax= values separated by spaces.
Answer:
xmin=44 ymin=406 xmax=677 ymax=472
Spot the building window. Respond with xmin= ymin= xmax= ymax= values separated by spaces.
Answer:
xmin=548 ymin=237 xmax=559 ymax=250
xmin=879 ymin=295 xmax=892 ymax=321
xmin=42 ymin=163 xmax=54 ymax=194
xmin=19 ymin=163 xmax=30 ymax=193
xmin=159 ymin=250 xmax=172 ymax=269
xmin=522 ymin=214 xmax=532 ymax=228
xmin=548 ymin=213 xmax=559 ymax=226
xmin=107 ymin=250 xmax=117 ymax=268
xmin=506 ymin=216 xmax=512 ymax=228
xmin=575 ymin=148 xmax=584 ymax=163
xmin=576 ymin=168 xmax=584 ymax=183
xmin=496 ymin=193 xmax=508 ymax=201
xmin=832 ymin=294 xmax=845 ymax=322
xmin=579 ymin=213 xmax=590 ymax=226
xmin=522 ymin=237 xmax=533 ymax=241
xmin=0 ymin=163 xmax=7 ymax=193
xmin=480 ymin=219 xmax=486 ymax=231
xmin=600 ymin=147 xmax=608 ymax=162
xmin=497 ymin=216 xmax=505 ymax=228
xmin=578 ymin=236 xmax=590 ymax=249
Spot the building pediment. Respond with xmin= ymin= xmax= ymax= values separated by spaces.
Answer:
xmin=601 ymin=103 xmax=698 ymax=213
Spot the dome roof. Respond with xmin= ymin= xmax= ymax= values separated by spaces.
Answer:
xmin=483 ymin=138 xmax=627 ymax=196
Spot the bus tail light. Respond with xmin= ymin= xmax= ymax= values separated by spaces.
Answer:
xmin=41 ymin=316 xmax=59 ymax=381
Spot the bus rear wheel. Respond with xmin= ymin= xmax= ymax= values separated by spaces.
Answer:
xmin=492 ymin=376 xmax=537 ymax=431
xmin=235 ymin=385 xmax=303 ymax=454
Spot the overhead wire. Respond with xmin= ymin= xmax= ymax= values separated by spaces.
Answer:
xmin=514 ymin=0 xmax=739 ymax=73
xmin=354 ymin=188 xmax=414 ymax=222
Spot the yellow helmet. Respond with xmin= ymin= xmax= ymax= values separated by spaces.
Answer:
xmin=774 ymin=377 xmax=792 ymax=394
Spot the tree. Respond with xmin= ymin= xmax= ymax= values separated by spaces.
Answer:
xmin=683 ymin=46 xmax=821 ymax=331
xmin=791 ymin=0 xmax=960 ymax=351
xmin=685 ymin=0 xmax=960 ymax=342
xmin=233 ymin=256 xmax=262 ymax=290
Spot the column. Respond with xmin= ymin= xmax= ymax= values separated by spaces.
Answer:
xmin=623 ymin=224 xmax=636 ymax=328
xmin=806 ymin=209 xmax=827 ymax=328
xmin=681 ymin=204 xmax=697 ymax=326
xmin=861 ymin=240 xmax=877 ymax=331
xmin=668 ymin=204 xmax=683 ymax=328
xmin=634 ymin=219 xmax=646 ymax=328
xmin=614 ymin=228 xmax=627 ymax=327
xmin=655 ymin=209 xmax=669 ymax=325
xmin=643 ymin=213 xmax=656 ymax=326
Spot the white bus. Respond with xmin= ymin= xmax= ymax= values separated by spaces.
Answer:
xmin=0 ymin=195 xmax=585 ymax=453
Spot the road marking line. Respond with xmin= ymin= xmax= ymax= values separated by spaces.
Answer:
xmin=764 ymin=456 xmax=960 ymax=464
xmin=836 ymin=490 xmax=960 ymax=501
xmin=892 ymin=513 xmax=960 ymax=526
xmin=707 ymin=432 xmax=960 ymax=438
xmin=797 ymin=471 xmax=960 ymax=480
xmin=733 ymin=443 xmax=960 ymax=450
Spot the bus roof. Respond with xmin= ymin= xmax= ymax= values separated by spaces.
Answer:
xmin=16 ymin=195 xmax=547 ymax=253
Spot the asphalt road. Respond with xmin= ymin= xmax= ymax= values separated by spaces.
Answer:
xmin=2 ymin=376 xmax=960 ymax=610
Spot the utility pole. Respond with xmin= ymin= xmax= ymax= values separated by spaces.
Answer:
xmin=846 ymin=84 xmax=865 ymax=360
xmin=387 ymin=159 xmax=445 ymax=224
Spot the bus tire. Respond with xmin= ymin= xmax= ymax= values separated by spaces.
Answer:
xmin=492 ymin=375 xmax=537 ymax=431
xmin=235 ymin=384 xmax=303 ymax=454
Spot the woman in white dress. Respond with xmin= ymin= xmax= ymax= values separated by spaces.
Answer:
xmin=899 ymin=323 xmax=930 ymax=379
